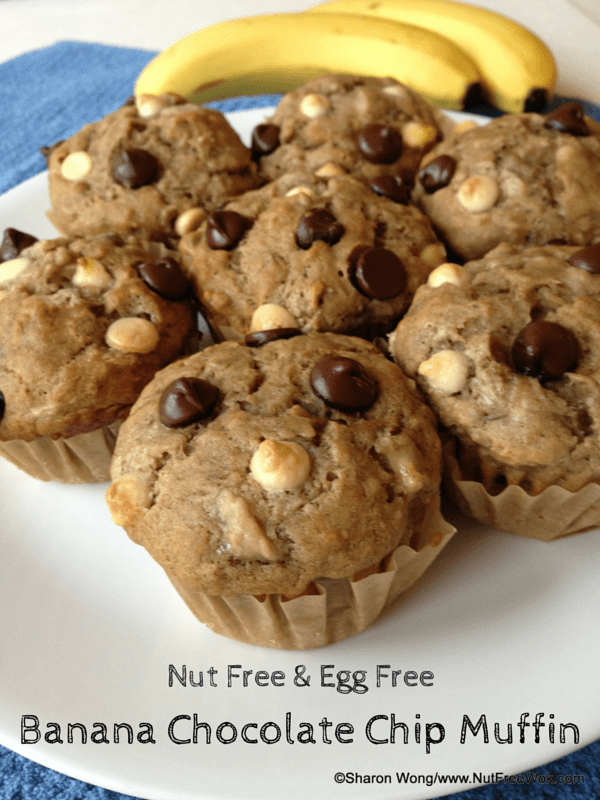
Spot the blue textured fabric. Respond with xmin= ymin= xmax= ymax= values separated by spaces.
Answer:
xmin=1 ymin=40 xmax=600 ymax=799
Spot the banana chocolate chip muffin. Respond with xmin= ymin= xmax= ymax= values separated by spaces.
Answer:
xmin=413 ymin=102 xmax=600 ymax=261
xmin=45 ymin=93 xmax=257 ymax=240
xmin=252 ymin=74 xmax=446 ymax=188
xmin=106 ymin=332 xmax=453 ymax=649
xmin=389 ymin=242 xmax=600 ymax=538
xmin=177 ymin=172 xmax=446 ymax=340
xmin=0 ymin=233 xmax=193 ymax=482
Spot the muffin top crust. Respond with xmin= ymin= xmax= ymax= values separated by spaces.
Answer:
xmin=107 ymin=332 xmax=442 ymax=596
xmin=390 ymin=242 xmax=600 ymax=494
xmin=0 ymin=234 xmax=193 ymax=441
xmin=412 ymin=104 xmax=600 ymax=260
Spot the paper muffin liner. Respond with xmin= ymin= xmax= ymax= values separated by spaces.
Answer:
xmin=443 ymin=439 xmax=600 ymax=540
xmin=165 ymin=498 xmax=455 ymax=650
xmin=0 ymin=421 xmax=121 ymax=483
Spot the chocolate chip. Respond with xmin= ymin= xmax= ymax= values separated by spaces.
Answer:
xmin=0 ymin=391 xmax=4 ymax=421
xmin=418 ymin=155 xmax=456 ymax=194
xmin=245 ymin=328 xmax=302 ymax=347
xmin=567 ymin=243 xmax=600 ymax=274
xmin=206 ymin=210 xmax=250 ymax=250
xmin=350 ymin=246 xmax=407 ymax=300
xmin=544 ymin=102 xmax=590 ymax=137
xmin=296 ymin=208 xmax=345 ymax=249
xmin=112 ymin=148 xmax=160 ymax=188
xmin=159 ymin=377 xmax=219 ymax=427
xmin=310 ymin=355 xmax=378 ymax=411
xmin=40 ymin=140 xmax=65 ymax=164
xmin=511 ymin=320 xmax=578 ymax=380
xmin=369 ymin=175 xmax=410 ymax=205
xmin=137 ymin=257 xmax=189 ymax=300
xmin=251 ymin=124 xmax=280 ymax=158
xmin=0 ymin=228 xmax=38 ymax=263
xmin=358 ymin=125 xmax=403 ymax=164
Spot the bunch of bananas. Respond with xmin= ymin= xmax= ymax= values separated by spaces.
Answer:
xmin=135 ymin=1 xmax=556 ymax=114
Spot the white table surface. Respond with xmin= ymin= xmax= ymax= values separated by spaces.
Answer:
xmin=1 ymin=0 xmax=599 ymax=105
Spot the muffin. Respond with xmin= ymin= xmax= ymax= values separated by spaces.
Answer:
xmin=45 ymin=93 xmax=257 ymax=240
xmin=105 ymin=332 xmax=454 ymax=649
xmin=413 ymin=102 xmax=600 ymax=261
xmin=389 ymin=243 xmax=600 ymax=538
xmin=0 ymin=233 xmax=194 ymax=482
xmin=177 ymin=172 xmax=446 ymax=339
xmin=252 ymin=74 xmax=446 ymax=188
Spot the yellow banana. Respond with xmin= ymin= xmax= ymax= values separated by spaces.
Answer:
xmin=135 ymin=11 xmax=483 ymax=110
xmin=309 ymin=0 xmax=556 ymax=114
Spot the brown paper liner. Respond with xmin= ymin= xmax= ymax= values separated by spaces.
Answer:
xmin=166 ymin=498 xmax=456 ymax=650
xmin=0 ymin=422 xmax=121 ymax=483
xmin=443 ymin=439 xmax=600 ymax=540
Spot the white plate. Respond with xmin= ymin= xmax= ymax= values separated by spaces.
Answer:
xmin=1 ymin=109 xmax=600 ymax=800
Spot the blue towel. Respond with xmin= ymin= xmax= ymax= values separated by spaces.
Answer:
xmin=1 ymin=40 xmax=600 ymax=800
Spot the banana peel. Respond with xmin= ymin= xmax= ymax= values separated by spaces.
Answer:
xmin=135 ymin=11 xmax=484 ymax=111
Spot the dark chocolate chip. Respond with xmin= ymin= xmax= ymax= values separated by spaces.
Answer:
xmin=567 ymin=243 xmax=600 ymax=274
xmin=40 ymin=140 xmax=65 ymax=164
xmin=251 ymin=124 xmax=280 ymax=158
xmin=137 ymin=257 xmax=189 ymax=300
xmin=159 ymin=377 xmax=219 ymax=427
xmin=206 ymin=210 xmax=250 ymax=250
xmin=358 ymin=124 xmax=403 ymax=164
xmin=350 ymin=246 xmax=407 ymax=300
xmin=418 ymin=155 xmax=457 ymax=194
xmin=544 ymin=102 xmax=590 ymax=137
xmin=112 ymin=148 xmax=160 ymax=188
xmin=0 ymin=228 xmax=38 ymax=263
xmin=523 ymin=88 xmax=549 ymax=113
xmin=245 ymin=328 xmax=302 ymax=347
xmin=511 ymin=320 xmax=578 ymax=380
xmin=0 ymin=391 xmax=4 ymax=421
xmin=369 ymin=175 xmax=410 ymax=205
xmin=310 ymin=355 xmax=378 ymax=411
xmin=296 ymin=208 xmax=345 ymax=249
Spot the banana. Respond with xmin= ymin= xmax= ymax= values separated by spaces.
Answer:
xmin=308 ymin=0 xmax=556 ymax=114
xmin=134 ymin=11 xmax=483 ymax=111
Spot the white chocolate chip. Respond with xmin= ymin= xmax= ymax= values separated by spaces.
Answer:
xmin=60 ymin=151 xmax=92 ymax=181
xmin=427 ymin=262 xmax=470 ymax=289
xmin=419 ymin=242 xmax=447 ymax=268
xmin=72 ymin=257 xmax=112 ymax=290
xmin=105 ymin=317 xmax=160 ymax=353
xmin=457 ymin=175 xmax=499 ymax=213
xmin=381 ymin=83 xmax=408 ymax=99
xmin=250 ymin=440 xmax=311 ymax=491
xmin=174 ymin=207 xmax=206 ymax=237
xmin=299 ymin=92 xmax=331 ymax=119
xmin=453 ymin=119 xmax=479 ymax=135
xmin=418 ymin=350 xmax=469 ymax=394
xmin=215 ymin=489 xmax=278 ymax=561
xmin=105 ymin=474 xmax=152 ymax=527
xmin=285 ymin=186 xmax=314 ymax=199
xmin=556 ymin=144 xmax=577 ymax=163
xmin=135 ymin=92 xmax=186 ymax=118
xmin=250 ymin=303 xmax=298 ymax=332
xmin=136 ymin=94 xmax=166 ymax=118
xmin=500 ymin=172 xmax=525 ymax=198
xmin=402 ymin=121 xmax=437 ymax=149
xmin=0 ymin=257 xmax=29 ymax=286
xmin=314 ymin=162 xmax=346 ymax=177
